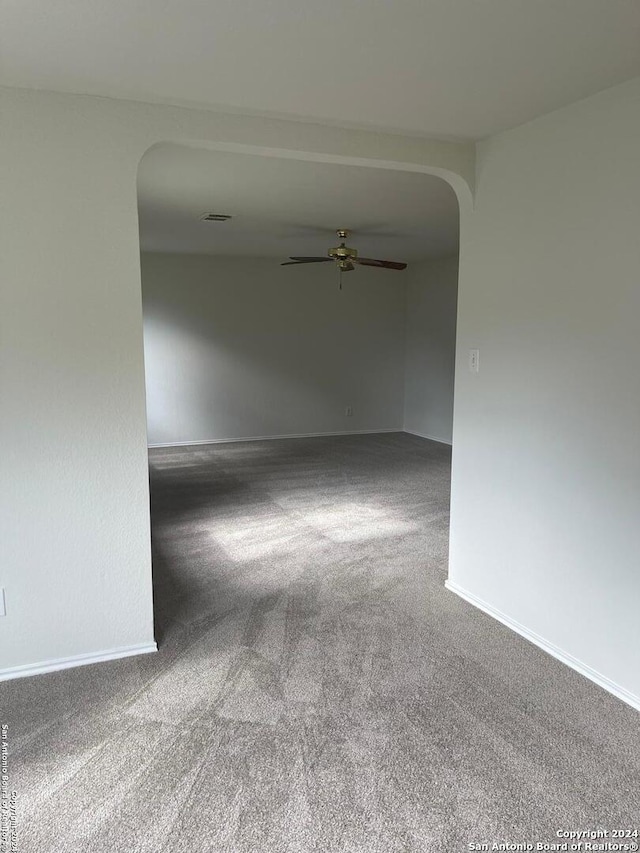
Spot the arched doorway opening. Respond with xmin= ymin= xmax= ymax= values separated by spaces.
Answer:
xmin=135 ymin=141 xmax=463 ymax=646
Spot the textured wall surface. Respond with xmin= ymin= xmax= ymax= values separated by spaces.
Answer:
xmin=404 ymin=257 xmax=458 ymax=444
xmin=142 ymin=253 xmax=407 ymax=445
xmin=449 ymin=76 xmax=640 ymax=705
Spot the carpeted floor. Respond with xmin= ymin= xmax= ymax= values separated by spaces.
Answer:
xmin=6 ymin=433 xmax=640 ymax=852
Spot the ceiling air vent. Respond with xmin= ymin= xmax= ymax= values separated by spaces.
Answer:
xmin=200 ymin=213 xmax=233 ymax=222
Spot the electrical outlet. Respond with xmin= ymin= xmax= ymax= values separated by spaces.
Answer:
xmin=345 ymin=406 xmax=353 ymax=417
xmin=0 ymin=589 xmax=5 ymax=617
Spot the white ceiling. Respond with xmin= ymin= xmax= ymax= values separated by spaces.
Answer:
xmin=2 ymin=1 xmax=639 ymax=140
xmin=137 ymin=144 xmax=459 ymax=261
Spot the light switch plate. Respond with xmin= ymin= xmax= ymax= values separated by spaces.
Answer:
xmin=468 ymin=348 xmax=480 ymax=373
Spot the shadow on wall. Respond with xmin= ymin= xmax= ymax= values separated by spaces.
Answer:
xmin=141 ymin=254 xmax=409 ymax=445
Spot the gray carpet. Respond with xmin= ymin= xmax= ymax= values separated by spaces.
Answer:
xmin=5 ymin=433 xmax=640 ymax=852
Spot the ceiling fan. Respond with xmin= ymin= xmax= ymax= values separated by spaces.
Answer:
xmin=281 ymin=230 xmax=407 ymax=276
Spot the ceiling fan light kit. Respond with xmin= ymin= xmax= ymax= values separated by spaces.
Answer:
xmin=281 ymin=230 xmax=407 ymax=286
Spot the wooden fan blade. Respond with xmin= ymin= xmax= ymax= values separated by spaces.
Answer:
xmin=356 ymin=257 xmax=407 ymax=271
xmin=281 ymin=257 xmax=333 ymax=265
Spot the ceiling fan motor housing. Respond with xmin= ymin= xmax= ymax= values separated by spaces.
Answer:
xmin=328 ymin=244 xmax=358 ymax=259
xmin=328 ymin=230 xmax=358 ymax=264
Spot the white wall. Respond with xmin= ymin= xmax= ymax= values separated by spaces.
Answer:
xmin=403 ymin=257 xmax=458 ymax=444
xmin=0 ymin=84 xmax=472 ymax=678
xmin=142 ymin=253 xmax=406 ymax=444
xmin=449 ymin=76 xmax=640 ymax=708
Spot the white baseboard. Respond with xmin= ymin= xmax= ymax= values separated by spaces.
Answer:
xmin=445 ymin=580 xmax=640 ymax=713
xmin=403 ymin=429 xmax=452 ymax=446
xmin=0 ymin=642 xmax=158 ymax=683
xmin=148 ymin=428 xmax=403 ymax=448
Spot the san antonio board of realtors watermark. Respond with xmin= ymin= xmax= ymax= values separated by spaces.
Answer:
xmin=1 ymin=725 xmax=17 ymax=853
xmin=468 ymin=829 xmax=640 ymax=853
